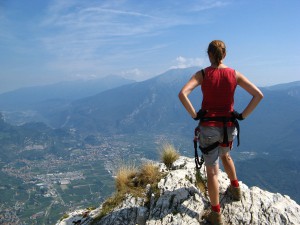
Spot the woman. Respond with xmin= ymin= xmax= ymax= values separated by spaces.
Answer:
xmin=178 ymin=40 xmax=263 ymax=225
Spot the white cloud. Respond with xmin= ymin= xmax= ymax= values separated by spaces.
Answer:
xmin=120 ymin=68 xmax=150 ymax=81
xmin=170 ymin=56 xmax=206 ymax=69
xmin=39 ymin=0 xmax=229 ymax=62
xmin=1 ymin=0 xmax=229 ymax=81
xmin=39 ymin=2 xmax=168 ymax=65
xmin=189 ymin=0 xmax=230 ymax=12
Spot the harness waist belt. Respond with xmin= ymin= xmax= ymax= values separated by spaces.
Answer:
xmin=193 ymin=112 xmax=242 ymax=169
xmin=198 ymin=116 xmax=240 ymax=155
xmin=201 ymin=116 xmax=236 ymax=123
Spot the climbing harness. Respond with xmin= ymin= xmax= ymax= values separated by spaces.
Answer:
xmin=194 ymin=111 xmax=241 ymax=169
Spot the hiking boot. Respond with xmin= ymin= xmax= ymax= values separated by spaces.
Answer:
xmin=228 ymin=185 xmax=242 ymax=201
xmin=202 ymin=210 xmax=224 ymax=225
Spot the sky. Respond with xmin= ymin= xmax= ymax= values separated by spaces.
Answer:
xmin=0 ymin=0 xmax=299 ymax=93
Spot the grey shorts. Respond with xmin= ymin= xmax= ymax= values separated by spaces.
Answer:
xmin=198 ymin=126 xmax=237 ymax=166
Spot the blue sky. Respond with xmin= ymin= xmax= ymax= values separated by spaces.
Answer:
xmin=0 ymin=0 xmax=299 ymax=93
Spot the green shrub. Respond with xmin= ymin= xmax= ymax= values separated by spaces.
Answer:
xmin=60 ymin=213 xmax=69 ymax=221
xmin=92 ymin=192 xmax=125 ymax=223
xmin=195 ymin=170 xmax=208 ymax=196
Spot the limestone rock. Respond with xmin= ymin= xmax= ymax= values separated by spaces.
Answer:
xmin=57 ymin=157 xmax=300 ymax=225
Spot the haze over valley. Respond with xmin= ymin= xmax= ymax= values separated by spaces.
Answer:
xmin=0 ymin=67 xmax=300 ymax=224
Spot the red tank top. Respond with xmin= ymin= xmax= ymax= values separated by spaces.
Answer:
xmin=201 ymin=66 xmax=237 ymax=126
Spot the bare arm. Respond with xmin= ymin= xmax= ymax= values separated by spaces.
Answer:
xmin=236 ymin=71 xmax=264 ymax=119
xmin=178 ymin=71 xmax=203 ymax=119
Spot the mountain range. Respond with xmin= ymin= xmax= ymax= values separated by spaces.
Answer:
xmin=0 ymin=75 xmax=135 ymax=109
xmin=0 ymin=75 xmax=135 ymax=125
xmin=0 ymin=67 xmax=300 ymax=204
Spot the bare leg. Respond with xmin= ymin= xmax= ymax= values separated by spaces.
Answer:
xmin=206 ymin=164 xmax=220 ymax=206
xmin=221 ymin=152 xmax=237 ymax=181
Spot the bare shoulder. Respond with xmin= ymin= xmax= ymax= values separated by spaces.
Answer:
xmin=235 ymin=70 xmax=242 ymax=79
xmin=235 ymin=70 xmax=249 ymax=85
xmin=190 ymin=70 xmax=203 ymax=85
xmin=235 ymin=70 xmax=263 ymax=97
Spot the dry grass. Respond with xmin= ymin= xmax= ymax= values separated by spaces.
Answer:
xmin=93 ymin=161 xmax=165 ymax=223
xmin=116 ymin=162 xmax=161 ymax=191
xmin=115 ymin=164 xmax=138 ymax=192
xmin=160 ymin=143 xmax=180 ymax=169
xmin=93 ymin=164 xmax=138 ymax=223
xmin=137 ymin=162 xmax=161 ymax=186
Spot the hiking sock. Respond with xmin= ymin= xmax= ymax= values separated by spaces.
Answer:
xmin=211 ymin=204 xmax=221 ymax=213
xmin=231 ymin=179 xmax=239 ymax=188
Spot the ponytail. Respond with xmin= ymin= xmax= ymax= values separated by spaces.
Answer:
xmin=207 ymin=40 xmax=226 ymax=65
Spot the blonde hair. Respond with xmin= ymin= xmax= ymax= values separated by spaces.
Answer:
xmin=207 ymin=40 xmax=226 ymax=65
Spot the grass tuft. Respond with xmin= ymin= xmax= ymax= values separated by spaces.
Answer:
xmin=136 ymin=162 xmax=161 ymax=187
xmin=115 ymin=164 xmax=138 ymax=192
xmin=92 ymin=161 xmax=165 ymax=224
xmin=160 ymin=143 xmax=180 ymax=169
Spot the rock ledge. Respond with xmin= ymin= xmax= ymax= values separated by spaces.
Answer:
xmin=57 ymin=156 xmax=300 ymax=225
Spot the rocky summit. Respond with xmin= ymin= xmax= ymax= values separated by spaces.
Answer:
xmin=57 ymin=157 xmax=300 ymax=225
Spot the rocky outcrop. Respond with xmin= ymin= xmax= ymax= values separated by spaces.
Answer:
xmin=57 ymin=157 xmax=300 ymax=225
